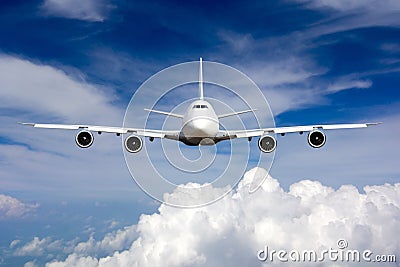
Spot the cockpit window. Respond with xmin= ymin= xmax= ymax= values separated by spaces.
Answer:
xmin=193 ymin=105 xmax=208 ymax=109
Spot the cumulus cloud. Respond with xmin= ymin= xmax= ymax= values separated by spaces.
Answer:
xmin=12 ymin=225 xmax=137 ymax=265
xmin=41 ymin=0 xmax=114 ymax=22
xmin=14 ymin=237 xmax=52 ymax=256
xmin=0 ymin=194 xmax=38 ymax=220
xmin=73 ymin=225 xmax=137 ymax=256
xmin=42 ymin=168 xmax=400 ymax=266
xmin=24 ymin=261 xmax=39 ymax=267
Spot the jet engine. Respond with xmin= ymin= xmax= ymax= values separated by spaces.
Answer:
xmin=125 ymin=135 xmax=143 ymax=153
xmin=258 ymin=135 xmax=277 ymax=153
xmin=308 ymin=130 xmax=326 ymax=148
xmin=75 ymin=130 xmax=94 ymax=148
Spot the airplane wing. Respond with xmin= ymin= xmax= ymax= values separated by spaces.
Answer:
xmin=217 ymin=122 xmax=381 ymax=139
xmin=19 ymin=123 xmax=180 ymax=140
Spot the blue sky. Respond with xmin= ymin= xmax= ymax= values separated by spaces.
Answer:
xmin=0 ymin=0 xmax=400 ymax=266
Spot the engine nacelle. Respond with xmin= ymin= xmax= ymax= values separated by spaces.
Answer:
xmin=308 ymin=130 xmax=326 ymax=148
xmin=75 ymin=130 xmax=94 ymax=148
xmin=125 ymin=135 xmax=143 ymax=153
xmin=258 ymin=135 xmax=277 ymax=153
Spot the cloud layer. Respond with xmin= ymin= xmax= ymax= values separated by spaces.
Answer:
xmin=33 ymin=167 xmax=400 ymax=266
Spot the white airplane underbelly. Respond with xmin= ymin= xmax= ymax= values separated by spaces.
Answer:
xmin=182 ymin=117 xmax=219 ymax=138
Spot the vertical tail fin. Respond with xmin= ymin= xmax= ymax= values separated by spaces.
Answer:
xmin=199 ymin=57 xmax=204 ymax=100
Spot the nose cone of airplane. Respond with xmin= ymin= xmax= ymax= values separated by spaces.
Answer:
xmin=183 ymin=117 xmax=218 ymax=137
xmin=193 ymin=118 xmax=213 ymax=130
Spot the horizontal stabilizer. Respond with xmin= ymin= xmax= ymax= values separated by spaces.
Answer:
xmin=144 ymin=108 xmax=184 ymax=118
xmin=218 ymin=109 xmax=257 ymax=119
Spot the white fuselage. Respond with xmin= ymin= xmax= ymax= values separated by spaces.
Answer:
xmin=181 ymin=100 xmax=219 ymax=145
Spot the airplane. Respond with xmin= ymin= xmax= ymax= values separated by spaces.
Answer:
xmin=20 ymin=58 xmax=380 ymax=154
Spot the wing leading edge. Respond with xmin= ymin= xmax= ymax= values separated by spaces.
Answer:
xmin=217 ymin=122 xmax=381 ymax=139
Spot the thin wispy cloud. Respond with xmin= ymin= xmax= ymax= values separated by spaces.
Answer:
xmin=295 ymin=0 xmax=400 ymax=13
xmin=289 ymin=0 xmax=400 ymax=41
xmin=0 ymin=54 xmax=123 ymax=124
xmin=40 ymin=0 xmax=114 ymax=22
xmin=326 ymin=79 xmax=372 ymax=93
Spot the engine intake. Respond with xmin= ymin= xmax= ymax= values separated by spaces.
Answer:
xmin=75 ymin=130 xmax=94 ymax=148
xmin=308 ymin=130 xmax=326 ymax=148
xmin=125 ymin=135 xmax=143 ymax=153
xmin=258 ymin=135 xmax=277 ymax=153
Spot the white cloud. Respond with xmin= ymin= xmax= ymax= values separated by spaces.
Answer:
xmin=13 ymin=225 xmax=137 ymax=264
xmin=215 ymin=31 xmax=378 ymax=116
xmin=215 ymin=1 xmax=400 ymax=117
xmin=73 ymin=225 xmax=137 ymax=256
xmin=0 ymin=54 xmax=134 ymax=199
xmin=296 ymin=0 xmax=400 ymax=13
xmin=13 ymin=236 xmax=81 ymax=259
xmin=288 ymin=0 xmax=400 ymax=41
xmin=9 ymin=239 xmax=21 ymax=249
xmin=0 ymin=194 xmax=38 ymax=220
xmin=41 ymin=0 xmax=113 ymax=22
xmin=47 ymin=254 xmax=98 ymax=267
xmin=245 ymin=56 xmax=325 ymax=87
xmin=239 ymin=59 xmax=373 ymax=115
xmin=14 ymin=237 xmax=51 ymax=256
xmin=0 ymin=54 xmax=123 ymax=125
xmin=24 ymin=260 xmax=39 ymax=267
xmin=326 ymin=78 xmax=372 ymax=93
xmin=44 ymin=167 xmax=400 ymax=266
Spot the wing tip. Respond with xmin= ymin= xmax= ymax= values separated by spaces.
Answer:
xmin=366 ymin=122 xmax=382 ymax=126
xmin=18 ymin=122 xmax=34 ymax=126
